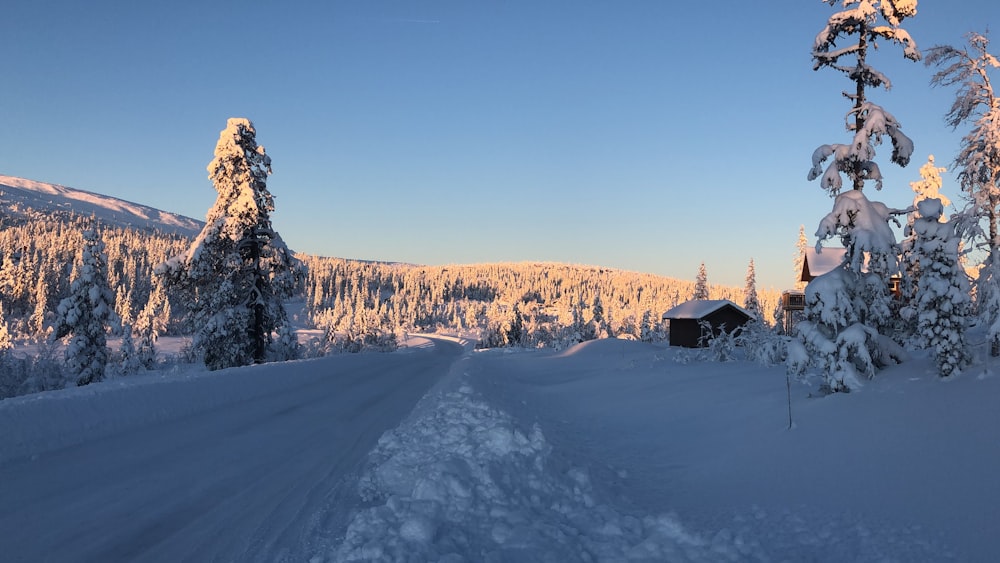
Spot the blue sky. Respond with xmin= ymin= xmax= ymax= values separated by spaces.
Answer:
xmin=3 ymin=1 xmax=998 ymax=290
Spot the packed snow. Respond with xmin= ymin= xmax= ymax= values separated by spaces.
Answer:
xmin=4 ymin=334 xmax=999 ymax=561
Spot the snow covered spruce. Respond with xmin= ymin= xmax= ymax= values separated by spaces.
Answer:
xmin=791 ymin=0 xmax=921 ymax=392
xmin=157 ymin=118 xmax=302 ymax=370
xmin=927 ymin=32 xmax=1000 ymax=356
xmin=906 ymin=198 xmax=970 ymax=376
xmin=51 ymin=229 xmax=119 ymax=387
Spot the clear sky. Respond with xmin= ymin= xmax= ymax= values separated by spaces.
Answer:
xmin=2 ymin=1 xmax=998 ymax=290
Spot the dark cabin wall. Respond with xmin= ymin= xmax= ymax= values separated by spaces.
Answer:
xmin=705 ymin=307 xmax=750 ymax=336
xmin=667 ymin=305 xmax=751 ymax=348
xmin=667 ymin=318 xmax=701 ymax=348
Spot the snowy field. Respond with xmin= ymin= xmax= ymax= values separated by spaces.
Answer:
xmin=2 ymin=336 xmax=999 ymax=561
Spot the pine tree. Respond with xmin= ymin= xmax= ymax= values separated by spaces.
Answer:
xmin=926 ymin=32 xmax=1000 ymax=354
xmin=590 ymin=293 xmax=605 ymax=331
xmin=52 ymin=229 xmax=118 ymax=386
xmin=900 ymin=155 xmax=951 ymax=338
xmin=911 ymin=198 xmax=970 ymax=376
xmin=0 ymin=303 xmax=12 ymax=354
xmin=509 ymin=302 xmax=525 ymax=346
xmin=118 ymin=323 xmax=142 ymax=376
xmin=639 ymin=309 xmax=654 ymax=342
xmin=808 ymin=0 xmax=919 ymax=194
xmin=794 ymin=225 xmax=809 ymax=290
xmin=135 ymin=278 xmax=169 ymax=339
xmin=157 ymin=118 xmax=301 ymax=370
xmin=798 ymin=0 xmax=919 ymax=392
xmin=744 ymin=258 xmax=762 ymax=320
xmin=693 ymin=263 xmax=709 ymax=300
xmin=29 ymin=277 xmax=48 ymax=338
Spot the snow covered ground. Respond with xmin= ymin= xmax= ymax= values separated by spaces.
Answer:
xmin=3 ymin=336 xmax=999 ymax=561
xmin=323 ymin=339 xmax=1000 ymax=562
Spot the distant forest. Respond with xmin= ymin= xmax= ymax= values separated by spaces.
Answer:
xmin=0 ymin=207 xmax=780 ymax=354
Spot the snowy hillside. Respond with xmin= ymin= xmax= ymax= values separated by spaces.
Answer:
xmin=0 ymin=175 xmax=202 ymax=237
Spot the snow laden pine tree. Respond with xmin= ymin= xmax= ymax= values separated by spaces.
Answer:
xmin=926 ymin=32 xmax=1000 ymax=355
xmin=792 ymin=0 xmax=919 ymax=392
xmin=134 ymin=278 xmax=169 ymax=369
xmin=52 ymin=229 xmax=118 ymax=386
xmin=0 ymin=303 xmax=12 ymax=355
xmin=794 ymin=225 xmax=809 ymax=290
xmin=743 ymin=258 xmax=763 ymax=321
xmin=693 ymin=262 xmax=709 ymax=300
xmin=899 ymin=155 xmax=950 ymax=340
xmin=808 ymin=0 xmax=919 ymax=194
xmin=158 ymin=118 xmax=301 ymax=370
xmin=908 ymin=198 xmax=970 ymax=377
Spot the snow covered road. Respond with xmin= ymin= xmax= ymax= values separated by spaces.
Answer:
xmin=0 ymin=338 xmax=464 ymax=562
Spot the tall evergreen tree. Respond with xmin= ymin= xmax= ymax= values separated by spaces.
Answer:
xmin=157 ymin=118 xmax=301 ymax=370
xmin=744 ymin=258 xmax=762 ymax=320
xmin=808 ymin=0 xmax=919 ymax=194
xmin=639 ymin=309 xmax=654 ymax=342
xmin=52 ymin=229 xmax=118 ymax=386
xmin=910 ymin=198 xmax=970 ymax=376
xmin=29 ymin=277 xmax=48 ymax=338
xmin=0 ymin=303 xmax=12 ymax=354
xmin=926 ymin=32 xmax=1000 ymax=354
xmin=899 ymin=155 xmax=951 ymax=336
xmin=797 ymin=0 xmax=919 ymax=392
xmin=693 ymin=263 xmax=709 ymax=300
xmin=794 ymin=225 xmax=809 ymax=290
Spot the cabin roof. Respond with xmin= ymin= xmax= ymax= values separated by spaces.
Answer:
xmin=662 ymin=299 xmax=751 ymax=320
xmin=801 ymin=247 xmax=846 ymax=281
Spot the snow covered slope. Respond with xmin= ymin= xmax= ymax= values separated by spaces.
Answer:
xmin=0 ymin=174 xmax=202 ymax=237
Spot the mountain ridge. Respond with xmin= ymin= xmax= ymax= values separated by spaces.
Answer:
xmin=0 ymin=175 xmax=203 ymax=237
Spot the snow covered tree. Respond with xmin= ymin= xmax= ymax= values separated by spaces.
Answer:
xmin=157 ymin=118 xmax=301 ymax=370
xmin=899 ymin=155 xmax=951 ymax=337
xmin=117 ymin=323 xmax=142 ymax=376
xmin=797 ymin=0 xmax=919 ymax=391
xmin=927 ymin=32 xmax=1000 ymax=251
xmin=639 ymin=309 xmax=654 ymax=342
xmin=908 ymin=198 xmax=970 ymax=376
xmin=795 ymin=225 xmax=809 ymax=290
xmin=133 ymin=278 xmax=169 ymax=369
xmin=799 ymin=178 xmax=908 ymax=391
xmin=808 ymin=0 xmax=919 ymax=194
xmin=693 ymin=263 xmax=709 ymax=300
xmin=29 ymin=277 xmax=48 ymax=338
xmin=926 ymin=32 xmax=1000 ymax=354
xmin=589 ymin=293 xmax=609 ymax=338
xmin=744 ymin=258 xmax=762 ymax=320
xmin=908 ymin=155 xmax=951 ymax=210
xmin=0 ymin=303 xmax=12 ymax=354
xmin=52 ymin=229 xmax=118 ymax=386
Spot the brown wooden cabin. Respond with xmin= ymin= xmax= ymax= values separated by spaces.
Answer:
xmin=661 ymin=299 xmax=753 ymax=348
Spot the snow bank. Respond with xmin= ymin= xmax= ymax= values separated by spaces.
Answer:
xmin=328 ymin=376 xmax=757 ymax=562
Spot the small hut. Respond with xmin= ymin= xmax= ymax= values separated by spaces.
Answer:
xmin=662 ymin=299 xmax=752 ymax=348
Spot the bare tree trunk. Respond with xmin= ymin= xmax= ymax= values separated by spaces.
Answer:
xmin=250 ymin=235 xmax=267 ymax=364
xmin=852 ymin=24 xmax=868 ymax=191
